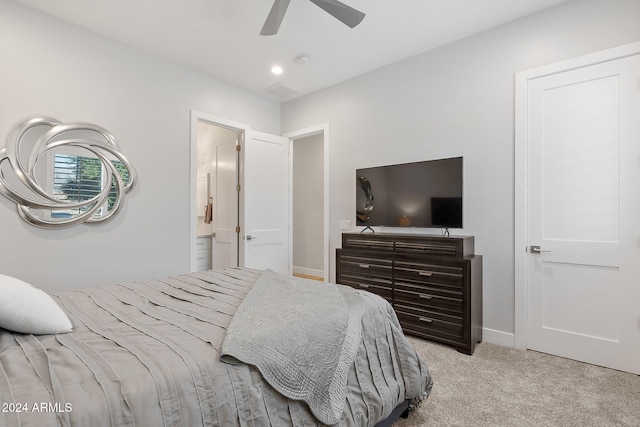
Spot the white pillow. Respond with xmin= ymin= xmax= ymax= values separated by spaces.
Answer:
xmin=0 ymin=274 xmax=73 ymax=335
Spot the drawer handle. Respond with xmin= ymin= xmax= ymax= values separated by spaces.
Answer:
xmin=419 ymin=294 xmax=433 ymax=300
xmin=419 ymin=317 xmax=433 ymax=323
xmin=359 ymin=264 xmax=370 ymax=269
xmin=359 ymin=284 xmax=370 ymax=288
xmin=419 ymin=271 xmax=433 ymax=277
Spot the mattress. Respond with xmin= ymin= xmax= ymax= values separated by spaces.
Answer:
xmin=0 ymin=267 xmax=431 ymax=426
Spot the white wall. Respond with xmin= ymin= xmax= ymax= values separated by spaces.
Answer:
xmin=292 ymin=134 xmax=324 ymax=277
xmin=281 ymin=0 xmax=640 ymax=342
xmin=0 ymin=0 xmax=280 ymax=291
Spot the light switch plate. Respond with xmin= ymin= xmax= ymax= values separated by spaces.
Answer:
xmin=340 ymin=220 xmax=352 ymax=230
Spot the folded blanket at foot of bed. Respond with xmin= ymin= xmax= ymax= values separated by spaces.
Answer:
xmin=221 ymin=269 xmax=432 ymax=425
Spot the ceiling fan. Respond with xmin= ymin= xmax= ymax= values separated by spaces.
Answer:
xmin=260 ymin=0 xmax=366 ymax=36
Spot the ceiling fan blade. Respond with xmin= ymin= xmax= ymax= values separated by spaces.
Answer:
xmin=308 ymin=0 xmax=365 ymax=28
xmin=260 ymin=0 xmax=291 ymax=36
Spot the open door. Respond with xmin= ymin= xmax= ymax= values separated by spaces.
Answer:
xmin=213 ymin=140 xmax=240 ymax=269
xmin=240 ymin=130 xmax=290 ymax=274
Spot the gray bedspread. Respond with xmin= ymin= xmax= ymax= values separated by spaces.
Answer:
xmin=0 ymin=268 xmax=431 ymax=427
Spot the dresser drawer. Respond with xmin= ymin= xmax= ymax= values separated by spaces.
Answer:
xmin=342 ymin=235 xmax=395 ymax=251
xmin=196 ymin=236 xmax=212 ymax=249
xmin=337 ymin=253 xmax=393 ymax=303
xmin=394 ymin=287 xmax=463 ymax=314
xmin=338 ymin=254 xmax=392 ymax=278
xmin=394 ymin=260 xmax=464 ymax=288
xmin=395 ymin=304 xmax=463 ymax=341
xmin=196 ymin=249 xmax=211 ymax=269
xmin=394 ymin=240 xmax=459 ymax=257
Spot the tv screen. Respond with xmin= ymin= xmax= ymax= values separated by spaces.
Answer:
xmin=356 ymin=156 xmax=463 ymax=228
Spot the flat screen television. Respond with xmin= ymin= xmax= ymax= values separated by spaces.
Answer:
xmin=356 ymin=156 xmax=463 ymax=229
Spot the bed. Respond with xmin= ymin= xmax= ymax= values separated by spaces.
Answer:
xmin=0 ymin=267 xmax=432 ymax=426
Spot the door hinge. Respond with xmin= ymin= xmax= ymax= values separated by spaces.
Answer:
xmin=236 ymin=144 xmax=241 ymax=152
xmin=236 ymin=184 xmax=241 ymax=192
xmin=235 ymin=226 xmax=241 ymax=233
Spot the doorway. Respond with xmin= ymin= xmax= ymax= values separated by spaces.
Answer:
xmin=193 ymin=116 xmax=242 ymax=271
xmin=515 ymin=42 xmax=640 ymax=374
xmin=286 ymin=125 xmax=329 ymax=282
xmin=190 ymin=110 xmax=295 ymax=275
xmin=292 ymin=133 xmax=324 ymax=281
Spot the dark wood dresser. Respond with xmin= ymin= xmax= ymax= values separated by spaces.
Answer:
xmin=336 ymin=233 xmax=482 ymax=355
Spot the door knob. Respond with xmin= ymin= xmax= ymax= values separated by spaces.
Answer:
xmin=530 ymin=245 xmax=551 ymax=254
xmin=245 ymin=235 xmax=258 ymax=240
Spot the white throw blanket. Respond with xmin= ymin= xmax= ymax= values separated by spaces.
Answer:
xmin=220 ymin=270 xmax=365 ymax=425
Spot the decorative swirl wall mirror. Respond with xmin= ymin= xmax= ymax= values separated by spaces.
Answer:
xmin=0 ymin=116 xmax=136 ymax=228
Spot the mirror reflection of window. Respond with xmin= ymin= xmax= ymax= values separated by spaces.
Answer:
xmin=49 ymin=149 xmax=130 ymax=220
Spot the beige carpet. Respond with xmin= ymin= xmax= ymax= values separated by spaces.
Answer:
xmin=397 ymin=337 xmax=640 ymax=427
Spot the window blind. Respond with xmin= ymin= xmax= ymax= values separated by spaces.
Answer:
xmin=52 ymin=153 xmax=128 ymax=217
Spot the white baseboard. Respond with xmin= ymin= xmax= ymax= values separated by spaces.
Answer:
xmin=292 ymin=266 xmax=324 ymax=279
xmin=482 ymin=327 xmax=515 ymax=348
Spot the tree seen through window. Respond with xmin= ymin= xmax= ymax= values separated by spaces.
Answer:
xmin=53 ymin=154 xmax=129 ymax=217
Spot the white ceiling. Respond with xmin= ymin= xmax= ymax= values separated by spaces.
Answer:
xmin=15 ymin=0 xmax=568 ymax=101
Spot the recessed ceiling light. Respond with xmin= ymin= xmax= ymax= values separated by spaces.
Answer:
xmin=271 ymin=65 xmax=283 ymax=75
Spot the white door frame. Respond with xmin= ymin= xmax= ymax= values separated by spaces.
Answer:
xmin=189 ymin=109 xmax=250 ymax=272
xmin=284 ymin=124 xmax=330 ymax=282
xmin=513 ymin=41 xmax=640 ymax=350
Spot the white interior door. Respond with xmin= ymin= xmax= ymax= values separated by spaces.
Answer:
xmin=525 ymin=53 xmax=640 ymax=374
xmin=213 ymin=141 xmax=239 ymax=269
xmin=241 ymin=130 xmax=290 ymax=274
